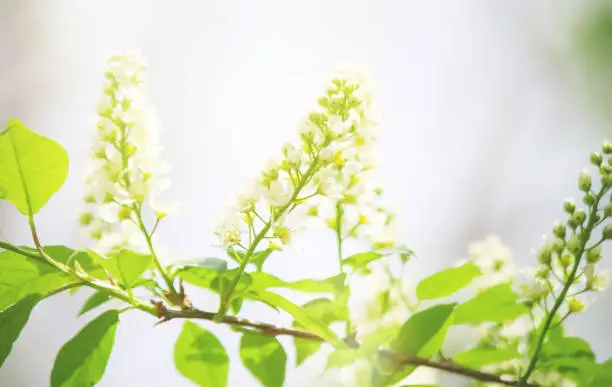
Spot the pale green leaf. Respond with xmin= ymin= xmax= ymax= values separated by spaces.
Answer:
xmin=453 ymin=284 xmax=529 ymax=324
xmin=250 ymin=272 xmax=346 ymax=295
xmin=295 ymin=339 xmax=322 ymax=366
xmin=0 ymin=250 xmax=72 ymax=311
xmin=453 ymin=347 xmax=520 ymax=368
xmin=326 ymin=349 xmax=357 ymax=369
xmin=416 ymin=263 xmax=482 ymax=300
xmin=240 ymin=331 xmax=286 ymax=387
xmin=0 ymin=119 xmax=69 ymax=215
xmin=391 ymin=304 xmax=456 ymax=356
xmin=51 ymin=310 xmax=119 ymax=387
xmin=0 ymin=294 xmax=39 ymax=367
xmin=248 ymin=291 xmax=344 ymax=347
xmin=342 ymin=251 xmax=383 ymax=270
xmin=114 ymin=250 xmax=152 ymax=287
xmin=174 ymin=321 xmax=229 ymax=387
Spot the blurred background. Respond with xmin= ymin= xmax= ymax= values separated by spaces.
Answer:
xmin=2 ymin=1 xmax=612 ymax=386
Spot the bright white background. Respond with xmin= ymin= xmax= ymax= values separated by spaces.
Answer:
xmin=1 ymin=1 xmax=611 ymax=386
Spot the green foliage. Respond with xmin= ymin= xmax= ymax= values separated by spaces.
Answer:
xmin=78 ymin=291 xmax=111 ymax=316
xmin=390 ymin=304 xmax=456 ymax=357
xmin=0 ymin=250 xmax=72 ymax=311
xmin=453 ymin=347 xmax=520 ymax=369
xmin=174 ymin=321 xmax=229 ymax=387
xmin=452 ymin=284 xmax=529 ymax=324
xmin=0 ymin=294 xmax=39 ymax=367
xmin=416 ymin=263 xmax=481 ymax=300
xmin=51 ymin=310 xmax=119 ymax=387
xmin=240 ymin=331 xmax=287 ymax=387
xmin=590 ymin=359 xmax=612 ymax=386
xmin=0 ymin=119 xmax=69 ymax=215
xmin=326 ymin=349 xmax=357 ymax=369
xmin=115 ymin=250 xmax=153 ymax=287
xmin=342 ymin=251 xmax=383 ymax=271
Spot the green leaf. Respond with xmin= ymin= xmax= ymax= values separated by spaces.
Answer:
xmin=295 ymin=339 xmax=322 ymax=366
xmin=176 ymin=259 xmax=228 ymax=290
xmin=391 ymin=304 xmax=456 ymax=357
xmin=227 ymin=248 xmax=273 ymax=271
xmin=51 ymin=310 xmax=119 ymax=387
xmin=248 ymin=291 xmax=344 ymax=347
xmin=590 ymin=359 xmax=612 ymax=386
xmin=250 ymin=272 xmax=346 ymax=295
xmin=240 ymin=331 xmax=287 ymax=387
xmin=78 ymin=291 xmax=111 ymax=316
xmin=453 ymin=284 xmax=529 ymax=324
xmin=326 ymin=349 xmax=357 ymax=369
xmin=0 ymin=294 xmax=39 ymax=367
xmin=453 ymin=347 xmax=520 ymax=368
xmin=174 ymin=321 xmax=229 ymax=387
xmin=45 ymin=246 xmax=105 ymax=279
xmin=0 ymin=119 xmax=69 ymax=215
xmin=342 ymin=251 xmax=383 ymax=270
xmin=0 ymin=249 xmax=72 ymax=311
xmin=416 ymin=263 xmax=482 ymax=300
xmin=114 ymin=250 xmax=152 ymax=287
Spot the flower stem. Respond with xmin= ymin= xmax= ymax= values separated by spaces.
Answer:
xmin=519 ymin=185 xmax=609 ymax=385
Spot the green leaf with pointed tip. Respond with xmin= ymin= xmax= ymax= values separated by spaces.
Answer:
xmin=45 ymin=246 xmax=105 ymax=279
xmin=391 ymin=304 xmax=456 ymax=356
xmin=0 ymin=250 xmax=72 ymax=311
xmin=0 ymin=294 xmax=40 ymax=367
xmin=114 ymin=250 xmax=152 ymax=288
xmin=250 ymin=272 xmax=346 ymax=295
xmin=453 ymin=347 xmax=520 ymax=368
xmin=342 ymin=251 xmax=383 ymax=270
xmin=240 ymin=331 xmax=287 ymax=387
xmin=174 ymin=321 xmax=229 ymax=387
xmin=0 ymin=119 xmax=69 ymax=215
xmin=78 ymin=291 xmax=111 ymax=316
xmin=51 ymin=310 xmax=119 ymax=387
xmin=453 ymin=284 xmax=529 ymax=324
xmin=176 ymin=259 xmax=228 ymax=290
xmin=295 ymin=339 xmax=322 ymax=366
xmin=248 ymin=291 xmax=344 ymax=347
xmin=416 ymin=263 xmax=482 ymax=300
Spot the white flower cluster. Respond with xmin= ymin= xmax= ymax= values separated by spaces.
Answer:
xmin=214 ymin=70 xmax=397 ymax=252
xmin=468 ymin=235 xmax=516 ymax=291
xmin=80 ymin=51 xmax=171 ymax=254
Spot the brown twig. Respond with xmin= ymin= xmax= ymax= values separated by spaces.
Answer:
xmin=153 ymin=302 xmax=537 ymax=386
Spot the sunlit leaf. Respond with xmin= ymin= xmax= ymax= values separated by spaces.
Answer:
xmin=453 ymin=347 xmax=520 ymax=368
xmin=342 ymin=251 xmax=383 ymax=270
xmin=326 ymin=349 xmax=357 ymax=369
xmin=453 ymin=284 xmax=529 ymax=324
xmin=0 ymin=119 xmax=69 ymax=215
xmin=240 ymin=331 xmax=286 ymax=387
xmin=114 ymin=250 xmax=152 ymax=288
xmin=51 ymin=310 xmax=119 ymax=387
xmin=416 ymin=263 xmax=481 ymax=300
xmin=78 ymin=291 xmax=111 ymax=316
xmin=174 ymin=321 xmax=229 ymax=387
xmin=0 ymin=250 xmax=72 ymax=311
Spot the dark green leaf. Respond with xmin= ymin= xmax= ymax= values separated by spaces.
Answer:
xmin=114 ymin=250 xmax=152 ymax=287
xmin=0 ymin=250 xmax=72 ymax=311
xmin=174 ymin=321 xmax=229 ymax=387
xmin=453 ymin=347 xmax=520 ymax=368
xmin=230 ymin=297 xmax=244 ymax=314
xmin=0 ymin=294 xmax=39 ymax=367
xmin=590 ymin=359 xmax=612 ymax=386
xmin=453 ymin=284 xmax=529 ymax=324
xmin=240 ymin=331 xmax=286 ymax=387
xmin=0 ymin=119 xmax=69 ymax=215
xmin=78 ymin=291 xmax=111 ymax=316
xmin=51 ymin=310 xmax=119 ymax=387
xmin=342 ymin=251 xmax=383 ymax=270
xmin=416 ymin=263 xmax=482 ymax=300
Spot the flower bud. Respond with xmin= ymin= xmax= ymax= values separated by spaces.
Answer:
xmin=583 ymin=193 xmax=595 ymax=206
xmin=79 ymin=212 xmax=94 ymax=226
xmin=601 ymin=164 xmax=612 ymax=176
xmin=559 ymin=254 xmax=573 ymax=268
xmin=552 ymin=222 xmax=566 ymax=239
xmin=563 ymin=199 xmax=576 ymax=214
xmin=537 ymin=246 xmax=552 ymax=265
xmin=568 ymin=298 xmax=585 ymax=313
xmin=567 ymin=235 xmax=580 ymax=253
xmin=605 ymin=203 xmax=612 ymax=218
xmin=571 ymin=210 xmax=587 ymax=226
xmin=586 ymin=245 xmax=603 ymax=264
xmin=578 ymin=169 xmax=592 ymax=192
xmin=603 ymin=224 xmax=612 ymax=240
xmin=591 ymin=152 xmax=603 ymax=166
xmin=603 ymin=140 xmax=612 ymax=154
